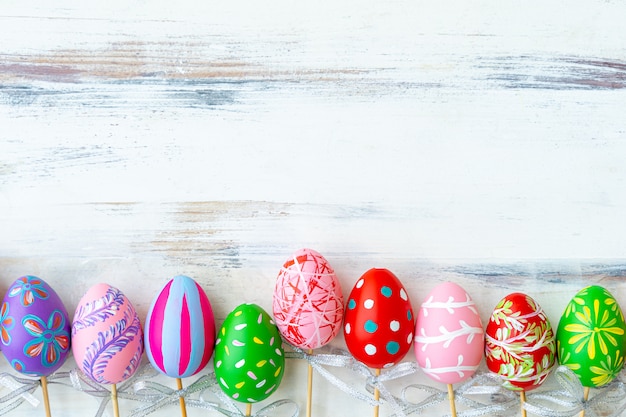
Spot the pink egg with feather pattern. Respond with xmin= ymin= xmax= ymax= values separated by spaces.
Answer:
xmin=72 ymin=283 xmax=144 ymax=384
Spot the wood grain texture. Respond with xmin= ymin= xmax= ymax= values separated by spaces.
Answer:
xmin=2 ymin=1 xmax=626 ymax=416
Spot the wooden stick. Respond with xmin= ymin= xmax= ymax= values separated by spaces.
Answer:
xmin=520 ymin=390 xmax=527 ymax=417
xmin=40 ymin=376 xmax=52 ymax=417
xmin=245 ymin=403 xmax=252 ymax=416
xmin=111 ymin=384 xmax=120 ymax=417
xmin=447 ymin=384 xmax=457 ymax=417
xmin=307 ymin=349 xmax=313 ymax=417
xmin=579 ymin=387 xmax=590 ymax=417
xmin=176 ymin=378 xmax=188 ymax=417
xmin=373 ymin=368 xmax=381 ymax=417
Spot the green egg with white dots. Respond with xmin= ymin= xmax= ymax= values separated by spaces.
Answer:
xmin=214 ymin=303 xmax=285 ymax=403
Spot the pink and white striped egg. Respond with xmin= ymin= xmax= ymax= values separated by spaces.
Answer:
xmin=414 ymin=282 xmax=484 ymax=384
xmin=272 ymin=249 xmax=343 ymax=349
xmin=145 ymin=275 xmax=216 ymax=378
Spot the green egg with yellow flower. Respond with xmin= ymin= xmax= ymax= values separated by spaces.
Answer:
xmin=214 ymin=303 xmax=285 ymax=403
xmin=556 ymin=285 xmax=626 ymax=387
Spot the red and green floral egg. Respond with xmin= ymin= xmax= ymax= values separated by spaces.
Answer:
xmin=556 ymin=285 xmax=626 ymax=387
xmin=0 ymin=276 xmax=71 ymax=376
xmin=344 ymin=268 xmax=414 ymax=369
xmin=485 ymin=292 xmax=556 ymax=391
xmin=214 ymin=303 xmax=285 ymax=403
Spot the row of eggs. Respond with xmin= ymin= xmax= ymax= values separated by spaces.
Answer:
xmin=1 ymin=249 xmax=624 ymax=407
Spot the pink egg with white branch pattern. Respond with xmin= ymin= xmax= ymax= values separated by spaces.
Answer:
xmin=414 ymin=282 xmax=484 ymax=384
xmin=272 ymin=248 xmax=343 ymax=349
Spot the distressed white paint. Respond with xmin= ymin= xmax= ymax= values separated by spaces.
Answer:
xmin=1 ymin=1 xmax=626 ymax=416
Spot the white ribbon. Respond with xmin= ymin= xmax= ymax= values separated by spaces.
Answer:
xmin=286 ymin=344 xmax=420 ymax=417
xmin=524 ymin=366 xmax=626 ymax=417
xmin=0 ymin=373 xmax=41 ymax=414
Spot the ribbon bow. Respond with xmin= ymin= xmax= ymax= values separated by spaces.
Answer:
xmin=524 ymin=366 xmax=626 ymax=417
xmin=285 ymin=345 xmax=381 ymax=406
xmin=130 ymin=371 xmax=299 ymax=417
xmin=0 ymin=373 xmax=41 ymax=415
xmin=365 ymin=362 xmax=420 ymax=417
xmin=130 ymin=374 xmax=219 ymax=417
xmin=393 ymin=372 xmax=518 ymax=417
xmin=287 ymin=344 xmax=421 ymax=417
xmin=64 ymin=365 xmax=159 ymax=417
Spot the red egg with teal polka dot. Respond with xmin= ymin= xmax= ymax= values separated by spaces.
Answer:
xmin=343 ymin=268 xmax=414 ymax=369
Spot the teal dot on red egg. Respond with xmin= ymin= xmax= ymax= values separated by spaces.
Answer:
xmin=380 ymin=286 xmax=392 ymax=297
xmin=348 ymin=299 xmax=356 ymax=309
xmin=364 ymin=320 xmax=378 ymax=333
xmin=386 ymin=341 xmax=400 ymax=355
xmin=407 ymin=310 xmax=412 ymax=320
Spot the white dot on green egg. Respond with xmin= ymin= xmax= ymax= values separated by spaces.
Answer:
xmin=233 ymin=393 xmax=239 ymax=399
xmin=265 ymin=385 xmax=276 ymax=395
xmin=356 ymin=279 xmax=364 ymax=288
xmin=247 ymin=371 xmax=257 ymax=380
xmin=220 ymin=377 xmax=229 ymax=389
xmin=235 ymin=323 xmax=247 ymax=330
xmin=270 ymin=319 xmax=275 ymax=325
xmin=389 ymin=320 xmax=400 ymax=332
xmin=364 ymin=299 xmax=374 ymax=309
xmin=257 ymin=314 xmax=263 ymax=324
xmin=275 ymin=348 xmax=282 ymax=356
xmin=256 ymin=379 xmax=266 ymax=388
xmin=233 ymin=340 xmax=245 ymax=347
xmin=235 ymin=359 xmax=246 ymax=368
xmin=216 ymin=338 xmax=221 ymax=345
xmin=216 ymin=360 xmax=222 ymax=368
xmin=345 ymin=323 xmax=351 ymax=334
xmin=270 ymin=337 xmax=274 ymax=346
xmin=365 ymin=344 xmax=377 ymax=355
xmin=400 ymin=289 xmax=408 ymax=301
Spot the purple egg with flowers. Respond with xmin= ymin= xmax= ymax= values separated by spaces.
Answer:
xmin=0 ymin=275 xmax=71 ymax=376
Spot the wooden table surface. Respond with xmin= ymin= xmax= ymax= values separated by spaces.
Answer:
xmin=2 ymin=1 xmax=626 ymax=416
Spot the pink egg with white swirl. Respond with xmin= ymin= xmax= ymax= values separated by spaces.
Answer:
xmin=414 ymin=282 xmax=484 ymax=384
xmin=272 ymin=249 xmax=344 ymax=349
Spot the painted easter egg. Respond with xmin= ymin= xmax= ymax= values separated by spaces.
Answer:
xmin=414 ymin=282 xmax=484 ymax=384
xmin=557 ymin=285 xmax=626 ymax=387
xmin=214 ymin=303 xmax=285 ymax=403
xmin=72 ymin=283 xmax=144 ymax=384
xmin=0 ymin=276 xmax=71 ymax=376
xmin=145 ymin=275 xmax=216 ymax=378
xmin=273 ymin=248 xmax=344 ymax=350
xmin=485 ymin=293 xmax=556 ymax=391
xmin=343 ymin=268 xmax=414 ymax=369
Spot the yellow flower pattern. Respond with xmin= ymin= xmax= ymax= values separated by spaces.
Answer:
xmin=564 ymin=299 xmax=624 ymax=360
xmin=557 ymin=286 xmax=626 ymax=387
